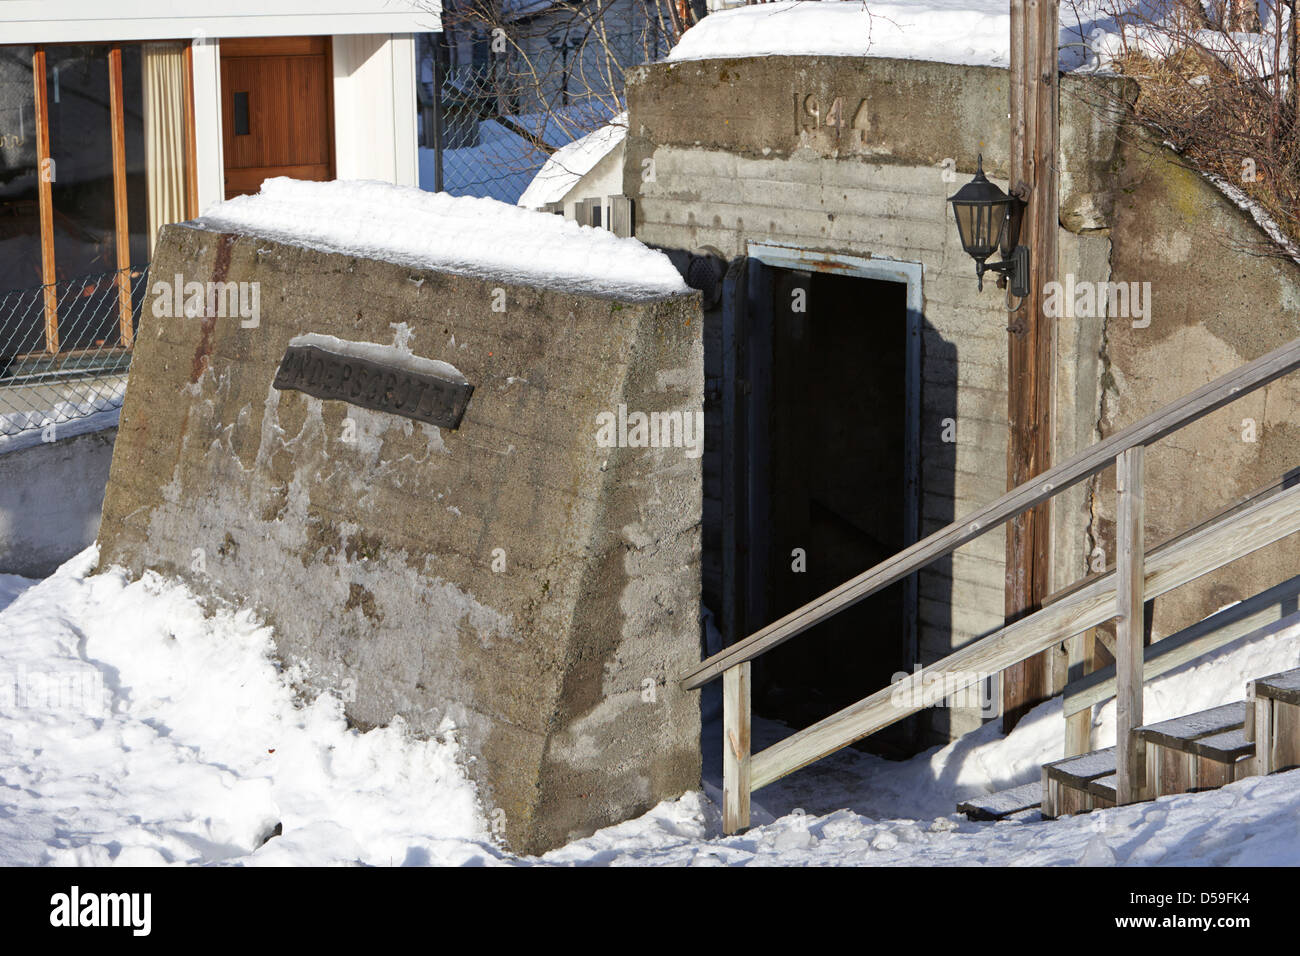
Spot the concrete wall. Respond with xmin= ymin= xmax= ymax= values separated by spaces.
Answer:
xmin=0 ymin=426 xmax=116 ymax=577
xmin=1086 ymin=140 xmax=1300 ymax=644
xmin=96 ymin=223 xmax=703 ymax=855
xmin=625 ymin=53 xmax=1300 ymax=741
xmin=623 ymin=56 xmax=1113 ymax=739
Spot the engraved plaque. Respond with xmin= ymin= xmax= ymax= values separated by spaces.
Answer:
xmin=273 ymin=342 xmax=474 ymax=429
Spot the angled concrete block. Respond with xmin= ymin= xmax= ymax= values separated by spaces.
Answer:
xmin=96 ymin=223 xmax=703 ymax=855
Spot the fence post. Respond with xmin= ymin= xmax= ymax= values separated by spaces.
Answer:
xmin=432 ymin=32 xmax=446 ymax=194
xmin=1116 ymin=445 xmax=1146 ymax=804
xmin=722 ymin=661 xmax=751 ymax=834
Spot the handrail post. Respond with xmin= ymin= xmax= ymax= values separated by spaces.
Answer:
xmin=722 ymin=662 xmax=751 ymax=834
xmin=1116 ymin=446 xmax=1146 ymax=804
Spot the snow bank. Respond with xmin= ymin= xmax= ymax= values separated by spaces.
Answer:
xmin=517 ymin=113 xmax=628 ymax=210
xmin=548 ymin=764 xmax=1300 ymax=865
xmin=195 ymin=178 xmax=688 ymax=300
xmin=0 ymin=550 xmax=492 ymax=866
xmin=1084 ymin=23 xmax=1291 ymax=75
xmin=667 ymin=0 xmax=1020 ymax=68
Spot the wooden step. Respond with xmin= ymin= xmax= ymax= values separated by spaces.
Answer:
xmin=957 ymin=781 xmax=1042 ymax=821
xmin=1136 ymin=701 xmax=1254 ymax=795
xmin=1045 ymin=701 xmax=1265 ymax=818
xmin=1138 ymin=701 xmax=1245 ymax=749
xmin=1252 ymin=667 xmax=1300 ymax=706
xmin=1248 ymin=666 xmax=1300 ymax=773
xmin=1041 ymin=747 xmax=1116 ymax=818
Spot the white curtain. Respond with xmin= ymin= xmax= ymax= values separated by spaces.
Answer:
xmin=142 ymin=43 xmax=188 ymax=258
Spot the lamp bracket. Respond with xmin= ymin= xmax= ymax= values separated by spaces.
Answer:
xmin=978 ymin=245 xmax=1030 ymax=298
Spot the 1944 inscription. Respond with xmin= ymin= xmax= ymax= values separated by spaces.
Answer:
xmin=795 ymin=93 xmax=871 ymax=149
xmin=273 ymin=343 xmax=474 ymax=430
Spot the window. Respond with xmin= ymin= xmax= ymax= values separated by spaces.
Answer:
xmin=0 ymin=42 xmax=196 ymax=359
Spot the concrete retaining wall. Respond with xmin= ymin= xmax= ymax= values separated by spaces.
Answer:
xmin=0 ymin=425 xmax=116 ymax=578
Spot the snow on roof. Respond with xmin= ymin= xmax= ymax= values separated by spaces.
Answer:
xmin=194 ymin=178 xmax=688 ymax=300
xmin=664 ymin=0 xmax=1117 ymax=70
xmin=666 ymin=0 xmax=1016 ymax=67
xmin=517 ymin=113 xmax=628 ymax=210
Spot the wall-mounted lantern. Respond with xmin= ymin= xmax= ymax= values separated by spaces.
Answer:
xmin=947 ymin=155 xmax=1029 ymax=297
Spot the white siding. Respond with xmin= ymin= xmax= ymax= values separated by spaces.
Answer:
xmin=332 ymin=34 xmax=419 ymax=187
xmin=190 ymin=38 xmax=226 ymax=214
xmin=559 ymin=141 xmax=625 ymax=221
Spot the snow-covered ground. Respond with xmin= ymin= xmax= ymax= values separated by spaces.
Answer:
xmin=420 ymin=120 xmax=549 ymax=205
xmin=2 ymin=548 xmax=1299 ymax=866
xmin=420 ymin=107 xmax=624 ymax=205
xmin=0 ymin=382 xmax=124 ymax=447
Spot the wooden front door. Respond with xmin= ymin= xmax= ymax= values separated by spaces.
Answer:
xmin=220 ymin=36 xmax=334 ymax=199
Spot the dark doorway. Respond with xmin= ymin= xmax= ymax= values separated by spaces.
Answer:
xmin=707 ymin=252 xmax=920 ymax=758
xmin=755 ymin=270 xmax=912 ymax=751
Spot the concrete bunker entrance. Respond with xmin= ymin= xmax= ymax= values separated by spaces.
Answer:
xmin=724 ymin=246 xmax=923 ymax=756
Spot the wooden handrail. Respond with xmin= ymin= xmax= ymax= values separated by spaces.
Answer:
xmin=747 ymin=482 xmax=1300 ymax=793
xmin=1040 ymin=468 xmax=1300 ymax=612
xmin=683 ymin=335 xmax=1300 ymax=691
xmin=1063 ymin=573 xmax=1300 ymax=718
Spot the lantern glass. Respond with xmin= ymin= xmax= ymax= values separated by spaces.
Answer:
xmin=947 ymin=156 xmax=1011 ymax=264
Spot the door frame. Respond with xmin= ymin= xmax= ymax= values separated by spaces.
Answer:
xmin=726 ymin=241 xmax=924 ymax=670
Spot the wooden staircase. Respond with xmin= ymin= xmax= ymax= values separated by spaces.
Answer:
xmin=958 ymin=666 xmax=1300 ymax=821
xmin=683 ymin=337 xmax=1300 ymax=835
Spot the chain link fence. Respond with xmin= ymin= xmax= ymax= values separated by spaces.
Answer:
xmin=419 ymin=25 xmax=670 ymax=203
xmin=0 ymin=266 xmax=147 ymax=440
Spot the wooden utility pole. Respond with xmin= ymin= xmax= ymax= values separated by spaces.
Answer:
xmin=1002 ymin=0 xmax=1059 ymax=731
